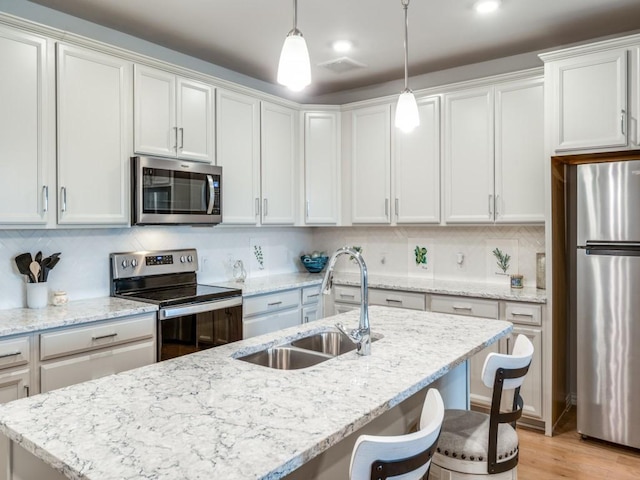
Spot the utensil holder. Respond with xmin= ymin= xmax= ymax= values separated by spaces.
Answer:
xmin=26 ymin=282 xmax=48 ymax=309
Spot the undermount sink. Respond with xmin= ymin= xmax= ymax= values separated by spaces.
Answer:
xmin=236 ymin=346 xmax=331 ymax=370
xmin=236 ymin=329 xmax=383 ymax=370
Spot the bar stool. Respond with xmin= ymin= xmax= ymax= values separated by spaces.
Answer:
xmin=349 ymin=388 xmax=445 ymax=480
xmin=429 ymin=334 xmax=534 ymax=480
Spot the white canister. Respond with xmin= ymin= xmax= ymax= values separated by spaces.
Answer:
xmin=26 ymin=282 xmax=48 ymax=309
xmin=52 ymin=291 xmax=69 ymax=306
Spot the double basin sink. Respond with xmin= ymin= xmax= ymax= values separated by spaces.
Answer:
xmin=236 ymin=329 xmax=380 ymax=370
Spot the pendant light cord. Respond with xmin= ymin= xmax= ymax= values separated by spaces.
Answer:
xmin=402 ymin=0 xmax=410 ymax=92
xmin=292 ymin=0 xmax=298 ymax=33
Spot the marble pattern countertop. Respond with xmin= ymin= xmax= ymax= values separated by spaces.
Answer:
xmin=0 ymin=297 xmax=158 ymax=338
xmin=0 ymin=306 xmax=511 ymax=480
xmin=214 ymin=272 xmax=323 ymax=296
xmin=334 ymin=273 xmax=547 ymax=304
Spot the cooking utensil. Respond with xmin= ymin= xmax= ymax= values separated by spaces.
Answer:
xmin=15 ymin=253 xmax=33 ymax=280
xmin=43 ymin=253 xmax=61 ymax=282
xmin=29 ymin=261 xmax=41 ymax=284
xmin=35 ymin=251 xmax=42 ymax=265
xmin=39 ymin=256 xmax=51 ymax=282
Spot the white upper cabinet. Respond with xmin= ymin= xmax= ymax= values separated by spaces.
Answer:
xmin=0 ymin=26 xmax=51 ymax=225
xmin=393 ymin=96 xmax=441 ymax=224
xmin=57 ymin=44 xmax=131 ymax=225
xmin=134 ymin=65 xmax=214 ymax=162
xmin=216 ymin=89 xmax=260 ymax=225
xmin=351 ymin=104 xmax=392 ymax=224
xmin=545 ymin=48 xmax=629 ymax=153
xmin=444 ymin=76 xmax=545 ymax=224
xmin=304 ymin=111 xmax=340 ymax=225
xmin=494 ymin=77 xmax=545 ymax=223
xmin=444 ymin=86 xmax=495 ymax=223
xmin=261 ymin=102 xmax=297 ymax=225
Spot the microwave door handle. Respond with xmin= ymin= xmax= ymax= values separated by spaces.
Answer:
xmin=206 ymin=174 xmax=215 ymax=214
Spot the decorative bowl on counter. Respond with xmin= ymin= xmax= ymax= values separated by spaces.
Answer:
xmin=300 ymin=255 xmax=329 ymax=273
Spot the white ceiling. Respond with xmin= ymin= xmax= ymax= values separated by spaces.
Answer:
xmin=26 ymin=0 xmax=640 ymax=96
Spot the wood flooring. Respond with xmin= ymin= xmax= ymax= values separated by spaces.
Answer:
xmin=517 ymin=408 xmax=640 ymax=479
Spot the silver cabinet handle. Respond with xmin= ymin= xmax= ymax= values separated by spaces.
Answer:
xmin=0 ymin=351 xmax=22 ymax=359
xmin=495 ymin=194 xmax=500 ymax=218
xmin=263 ymin=198 xmax=268 ymax=217
xmin=385 ymin=198 xmax=389 ymax=218
xmin=306 ymin=200 xmax=310 ymax=219
xmin=255 ymin=198 xmax=260 ymax=217
xmin=172 ymin=127 xmax=178 ymax=150
xmin=307 ymin=293 xmax=320 ymax=298
xmin=61 ymin=187 xmax=67 ymax=212
xmin=91 ymin=332 xmax=118 ymax=341
xmin=42 ymin=185 xmax=48 ymax=213
xmin=452 ymin=305 xmax=472 ymax=311
xmin=340 ymin=294 xmax=355 ymax=299
xmin=24 ymin=385 xmax=29 ymax=397
xmin=206 ymin=174 xmax=215 ymax=214
xmin=488 ymin=194 xmax=493 ymax=217
xmin=395 ymin=198 xmax=399 ymax=219
xmin=621 ymin=109 xmax=626 ymax=135
xmin=386 ymin=298 xmax=402 ymax=304
xmin=512 ymin=312 xmax=534 ymax=318
xmin=179 ymin=127 xmax=184 ymax=149
xmin=304 ymin=316 xmax=309 ymax=323
xmin=267 ymin=301 xmax=282 ymax=307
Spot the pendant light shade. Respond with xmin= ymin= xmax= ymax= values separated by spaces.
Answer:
xmin=395 ymin=0 xmax=420 ymax=132
xmin=277 ymin=0 xmax=311 ymax=92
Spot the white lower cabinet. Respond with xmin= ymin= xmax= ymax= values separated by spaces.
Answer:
xmin=38 ymin=313 xmax=156 ymax=394
xmin=0 ymin=369 xmax=30 ymax=404
xmin=0 ymin=335 xmax=32 ymax=405
xmin=331 ymin=284 xmax=427 ymax=315
xmin=243 ymin=289 xmax=301 ymax=339
xmin=302 ymin=285 xmax=322 ymax=323
xmin=431 ymin=294 xmax=544 ymax=423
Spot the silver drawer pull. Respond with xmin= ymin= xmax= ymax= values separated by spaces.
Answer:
xmin=92 ymin=333 xmax=118 ymax=341
xmin=307 ymin=293 xmax=320 ymax=298
xmin=340 ymin=294 xmax=355 ymax=299
xmin=511 ymin=312 xmax=534 ymax=318
xmin=0 ymin=351 xmax=22 ymax=359
xmin=267 ymin=301 xmax=282 ymax=307
xmin=386 ymin=298 xmax=402 ymax=303
xmin=452 ymin=306 xmax=472 ymax=311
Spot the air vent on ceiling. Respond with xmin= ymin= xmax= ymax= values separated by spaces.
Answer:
xmin=317 ymin=56 xmax=367 ymax=74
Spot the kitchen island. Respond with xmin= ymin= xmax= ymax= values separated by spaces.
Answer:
xmin=0 ymin=306 xmax=511 ymax=480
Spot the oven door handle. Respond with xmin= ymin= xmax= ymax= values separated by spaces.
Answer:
xmin=206 ymin=174 xmax=215 ymax=215
xmin=159 ymin=296 xmax=242 ymax=320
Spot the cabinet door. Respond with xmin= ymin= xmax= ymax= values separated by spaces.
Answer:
xmin=0 ymin=368 xmax=30 ymax=405
xmin=216 ymin=89 xmax=260 ymax=224
xmin=443 ymin=86 xmax=494 ymax=223
xmin=550 ymin=48 xmax=628 ymax=152
xmin=243 ymin=308 xmax=300 ymax=339
xmin=469 ymin=340 xmax=501 ymax=408
xmin=508 ymin=326 xmax=543 ymax=420
xmin=393 ymin=96 xmax=441 ymax=224
xmin=494 ymin=78 xmax=545 ymax=223
xmin=177 ymin=78 xmax=214 ymax=162
xmin=0 ymin=27 xmax=51 ymax=225
xmin=304 ymin=111 xmax=340 ymax=224
xmin=302 ymin=304 xmax=320 ymax=323
xmin=352 ymin=104 xmax=391 ymax=224
xmin=261 ymin=102 xmax=296 ymax=225
xmin=40 ymin=340 xmax=155 ymax=393
xmin=57 ymin=44 xmax=131 ymax=225
xmin=134 ymin=65 xmax=176 ymax=157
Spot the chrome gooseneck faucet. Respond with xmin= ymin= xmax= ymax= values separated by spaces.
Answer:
xmin=321 ymin=247 xmax=371 ymax=356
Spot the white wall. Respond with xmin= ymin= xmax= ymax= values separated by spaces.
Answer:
xmin=312 ymin=225 xmax=545 ymax=287
xmin=0 ymin=226 xmax=313 ymax=310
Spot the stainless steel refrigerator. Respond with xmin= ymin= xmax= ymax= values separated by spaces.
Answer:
xmin=576 ymin=159 xmax=640 ymax=449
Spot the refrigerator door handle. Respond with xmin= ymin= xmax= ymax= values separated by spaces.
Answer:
xmin=582 ymin=243 xmax=640 ymax=256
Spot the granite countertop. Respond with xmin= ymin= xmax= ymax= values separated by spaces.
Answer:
xmin=333 ymin=273 xmax=547 ymax=304
xmin=0 ymin=297 xmax=158 ymax=338
xmin=0 ymin=306 xmax=511 ymax=480
xmin=214 ymin=272 xmax=323 ymax=296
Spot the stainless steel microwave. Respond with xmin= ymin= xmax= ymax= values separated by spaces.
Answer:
xmin=132 ymin=156 xmax=222 ymax=225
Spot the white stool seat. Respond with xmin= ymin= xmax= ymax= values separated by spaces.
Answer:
xmin=434 ymin=410 xmax=518 ymax=475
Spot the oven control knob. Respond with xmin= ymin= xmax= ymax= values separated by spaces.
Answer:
xmin=180 ymin=255 xmax=186 ymax=263
xmin=187 ymin=255 xmax=193 ymax=263
xmin=121 ymin=259 xmax=128 ymax=269
xmin=131 ymin=259 xmax=138 ymax=267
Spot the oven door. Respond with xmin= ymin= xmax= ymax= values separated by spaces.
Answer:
xmin=158 ymin=297 xmax=242 ymax=361
xmin=133 ymin=156 xmax=221 ymax=225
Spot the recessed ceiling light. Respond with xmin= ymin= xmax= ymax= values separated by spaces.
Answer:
xmin=332 ymin=40 xmax=352 ymax=53
xmin=474 ymin=0 xmax=501 ymax=14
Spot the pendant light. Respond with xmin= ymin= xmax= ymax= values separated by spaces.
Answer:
xmin=395 ymin=0 xmax=420 ymax=132
xmin=277 ymin=0 xmax=311 ymax=92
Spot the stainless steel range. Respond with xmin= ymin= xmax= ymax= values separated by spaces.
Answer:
xmin=110 ymin=248 xmax=242 ymax=362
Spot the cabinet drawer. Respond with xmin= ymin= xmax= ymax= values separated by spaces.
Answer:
xmin=243 ymin=289 xmax=300 ymax=317
xmin=334 ymin=285 xmax=361 ymax=304
xmin=503 ymin=302 xmax=542 ymax=326
xmin=40 ymin=340 xmax=155 ymax=393
xmin=369 ymin=289 xmax=426 ymax=311
xmin=302 ymin=285 xmax=322 ymax=305
xmin=431 ymin=295 xmax=499 ymax=319
xmin=40 ymin=313 xmax=156 ymax=361
xmin=243 ymin=308 xmax=300 ymax=339
xmin=0 ymin=337 xmax=30 ymax=371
